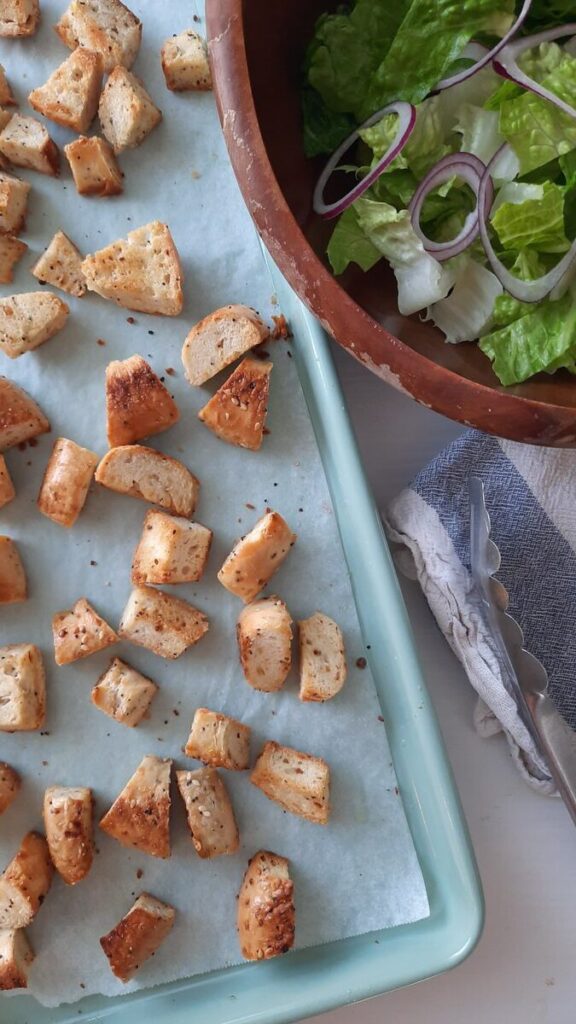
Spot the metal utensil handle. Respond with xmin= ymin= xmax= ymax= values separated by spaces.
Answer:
xmin=525 ymin=691 xmax=576 ymax=825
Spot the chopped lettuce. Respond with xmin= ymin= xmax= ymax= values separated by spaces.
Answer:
xmin=454 ymin=105 xmax=504 ymax=165
xmin=427 ymin=260 xmax=503 ymax=342
xmin=360 ymin=96 xmax=453 ymax=180
xmin=327 ymin=206 xmax=382 ymax=276
xmin=479 ymin=292 xmax=576 ymax=384
xmin=491 ymin=181 xmax=570 ymax=253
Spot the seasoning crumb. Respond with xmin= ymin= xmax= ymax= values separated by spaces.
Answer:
xmin=263 ymin=427 xmax=271 ymax=435
xmin=42 ymin=760 xmax=48 ymax=766
xmin=148 ymin=330 xmax=155 ymax=335
xmin=127 ymin=316 xmax=136 ymax=325
xmin=191 ymin=170 xmax=201 ymax=180
xmin=356 ymin=657 xmax=367 ymax=669
xmin=245 ymin=502 xmax=255 ymax=510
xmin=172 ymin=708 xmax=180 ymax=717
xmin=90 ymin=560 xmax=97 ymax=567
xmin=272 ymin=314 xmax=291 ymax=339
xmin=97 ymin=338 xmax=106 ymax=347
xmin=29 ymin=438 xmax=38 ymax=448
xmin=193 ymin=13 xmax=200 ymax=20
xmin=80 ymin=982 xmax=85 ymax=989
xmin=394 ymin=786 xmax=399 ymax=796
xmin=165 ymin=367 xmax=176 ymax=376
xmin=286 ymin=350 xmax=293 ymax=358
xmin=377 ymin=715 xmax=385 ymax=723
xmin=136 ymin=868 xmax=144 ymax=879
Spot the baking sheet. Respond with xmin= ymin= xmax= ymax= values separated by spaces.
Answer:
xmin=0 ymin=1 xmax=428 ymax=1008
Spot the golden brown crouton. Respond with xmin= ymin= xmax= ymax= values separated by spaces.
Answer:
xmin=0 ymin=235 xmax=27 ymax=284
xmin=0 ymin=644 xmax=45 ymax=731
xmin=237 ymin=597 xmax=293 ymax=692
xmin=0 ymin=535 xmax=25 ymax=604
xmin=99 ymin=67 xmax=162 ymax=153
xmin=299 ymin=612 xmax=347 ymax=702
xmin=0 ymin=832 xmax=53 ymax=929
xmin=43 ymin=786 xmax=94 ymax=885
xmin=184 ymin=708 xmax=251 ymax=771
xmin=118 ymin=586 xmax=209 ymax=659
xmin=95 ymin=445 xmax=199 ymax=517
xmin=0 ymin=292 xmax=69 ymax=359
xmin=55 ymin=0 xmax=142 ymax=74
xmin=176 ymin=767 xmax=239 ymax=858
xmin=0 ymin=114 xmax=59 ymax=176
xmin=52 ymin=597 xmax=118 ymax=666
xmin=0 ymin=763 xmax=20 ymax=814
xmin=237 ymin=851 xmax=295 ymax=961
xmin=82 ymin=221 xmax=183 ymax=316
xmin=161 ymin=30 xmax=212 ymax=92
xmin=0 ymin=929 xmax=34 ymax=990
xmin=182 ymin=305 xmax=269 ymax=386
xmin=0 ymin=173 xmax=30 ymax=236
xmin=0 ymin=376 xmax=49 ymax=451
xmin=29 ymin=49 xmax=103 ymax=133
xmin=0 ymin=66 xmax=15 ymax=107
xmin=91 ymin=657 xmax=157 ymax=727
xmin=250 ymin=741 xmax=330 ymax=824
xmin=99 ymin=755 xmax=171 ymax=858
xmin=218 ymin=511 xmax=296 ymax=603
xmin=31 ymin=231 xmax=86 ymax=297
xmin=37 ymin=437 xmax=98 ymax=528
xmin=0 ymin=0 xmax=39 ymax=37
xmin=0 ymin=454 xmax=15 ymax=509
xmin=64 ymin=135 xmax=123 ymax=198
xmin=100 ymin=893 xmax=175 ymax=982
xmin=105 ymin=355 xmax=180 ymax=448
xmin=198 ymin=358 xmax=271 ymax=451
xmin=131 ymin=511 xmax=212 ymax=585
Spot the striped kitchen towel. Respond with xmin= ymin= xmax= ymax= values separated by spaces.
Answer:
xmin=385 ymin=431 xmax=576 ymax=793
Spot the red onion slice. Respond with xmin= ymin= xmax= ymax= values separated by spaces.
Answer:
xmin=493 ymin=24 xmax=576 ymax=119
xmin=313 ymin=101 xmax=416 ymax=220
xmin=408 ymin=152 xmax=493 ymax=262
xmin=478 ymin=144 xmax=576 ymax=302
xmin=435 ymin=0 xmax=533 ymax=91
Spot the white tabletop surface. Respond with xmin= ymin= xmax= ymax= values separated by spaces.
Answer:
xmin=303 ymin=347 xmax=575 ymax=1024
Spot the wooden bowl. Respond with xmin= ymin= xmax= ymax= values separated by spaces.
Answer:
xmin=206 ymin=0 xmax=576 ymax=446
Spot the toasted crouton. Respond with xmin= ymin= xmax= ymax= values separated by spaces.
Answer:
xmin=0 ymin=455 xmax=14 ymax=508
xmin=31 ymin=231 xmax=86 ymax=298
xmin=52 ymin=597 xmax=118 ymax=666
xmin=37 ymin=437 xmax=98 ymax=528
xmin=182 ymin=305 xmax=269 ymax=386
xmin=119 ymin=585 xmax=209 ymax=659
xmin=82 ymin=221 xmax=183 ymax=316
xmin=29 ymin=49 xmax=103 ymax=133
xmin=218 ymin=511 xmax=296 ymax=603
xmin=105 ymin=355 xmax=179 ymax=448
xmin=0 ymin=292 xmax=69 ymax=359
xmin=198 ymin=358 xmax=271 ymax=451
xmin=0 ymin=174 xmax=30 ymax=236
xmin=91 ymin=657 xmax=157 ymax=727
xmin=0 ymin=235 xmax=27 ymax=284
xmin=184 ymin=708 xmax=250 ymax=771
xmin=132 ymin=511 xmax=212 ymax=585
xmin=0 ymin=67 xmax=15 ymax=107
xmin=0 ymin=929 xmax=34 ymax=990
xmin=237 ymin=851 xmax=294 ymax=961
xmin=100 ymin=893 xmax=175 ymax=982
xmin=99 ymin=67 xmax=162 ymax=153
xmin=95 ymin=445 xmax=199 ymax=516
xmin=99 ymin=755 xmax=172 ymax=858
xmin=237 ymin=597 xmax=293 ymax=692
xmin=43 ymin=786 xmax=94 ymax=885
xmin=250 ymin=741 xmax=330 ymax=824
xmin=0 ymin=536 xmax=25 ymax=604
xmin=0 ymin=763 xmax=20 ymax=814
xmin=176 ymin=767 xmax=239 ymax=858
xmin=0 ymin=376 xmax=49 ymax=451
xmin=0 ymin=0 xmax=39 ymax=37
xmin=161 ymin=30 xmax=212 ymax=92
xmin=55 ymin=0 xmax=142 ymax=74
xmin=0 ymin=832 xmax=53 ymax=929
xmin=64 ymin=135 xmax=123 ymax=198
xmin=0 ymin=644 xmax=45 ymax=731
xmin=0 ymin=114 xmax=59 ymax=176
xmin=299 ymin=612 xmax=347 ymax=702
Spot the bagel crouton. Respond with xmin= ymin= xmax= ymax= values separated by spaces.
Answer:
xmin=28 ymin=49 xmax=103 ymax=133
xmin=118 ymin=586 xmax=209 ymax=659
xmin=0 ymin=173 xmax=30 ymax=235
xmin=95 ymin=445 xmax=199 ymax=516
xmin=0 ymin=0 xmax=39 ymax=37
xmin=0 ymin=763 xmax=20 ymax=814
xmin=99 ymin=755 xmax=171 ymax=858
xmin=250 ymin=741 xmax=330 ymax=824
xmin=237 ymin=851 xmax=295 ymax=961
xmin=31 ymin=231 xmax=86 ymax=298
xmin=82 ymin=221 xmax=183 ymax=316
xmin=218 ymin=510 xmax=296 ymax=602
xmin=99 ymin=67 xmax=162 ymax=153
xmin=91 ymin=657 xmax=157 ymax=727
xmin=52 ymin=597 xmax=118 ymax=666
xmin=182 ymin=305 xmax=269 ymax=386
xmin=237 ymin=597 xmax=293 ymax=692
xmin=0 ymin=114 xmax=59 ymax=176
xmin=0 ymin=66 xmax=16 ymax=106
xmin=0 ymin=644 xmax=45 ymax=731
xmin=176 ymin=767 xmax=239 ymax=858
xmin=0 ymin=377 xmax=49 ymax=451
xmin=0 ymin=929 xmax=34 ymax=990
xmin=131 ymin=511 xmax=212 ymax=585
xmin=184 ymin=708 xmax=250 ymax=771
xmin=0 ymin=235 xmax=27 ymax=283
xmin=64 ymin=135 xmax=123 ymax=198
xmin=0 ymin=536 xmax=26 ymax=604
xmin=0 ymin=455 xmax=15 ymax=508
xmin=161 ymin=30 xmax=212 ymax=92
xmin=0 ymin=292 xmax=69 ymax=359
xmin=198 ymin=358 xmax=271 ymax=451
xmin=55 ymin=0 xmax=141 ymax=73
xmin=100 ymin=893 xmax=175 ymax=982
xmin=299 ymin=612 xmax=347 ymax=702
xmin=0 ymin=832 xmax=53 ymax=929
xmin=105 ymin=355 xmax=179 ymax=448
xmin=43 ymin=786 xmax=94 ymax=885
xmin=37 ymin=437 xmax=98 ymax=527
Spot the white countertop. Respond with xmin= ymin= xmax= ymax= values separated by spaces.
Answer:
xmin=305 ymin=348 xmax=575 ymax=1024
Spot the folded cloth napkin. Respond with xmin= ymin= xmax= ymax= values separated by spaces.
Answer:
xmin=385 ymin=430 xmax=576 ymax=794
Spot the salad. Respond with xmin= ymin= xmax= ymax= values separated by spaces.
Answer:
xmin=302 ymin=0 xmax=576 ymax=386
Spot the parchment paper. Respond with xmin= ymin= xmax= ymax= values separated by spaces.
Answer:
xmin=0 ymin=1 xmax=428 ymax=1008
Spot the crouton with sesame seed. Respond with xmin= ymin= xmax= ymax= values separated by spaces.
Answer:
xmin=52 ymin=597 xmax=118 ymax=666
xmin=64 ymin=136 xmax=123 ymax=198
xmin=99 ymin=755 xmax=172 ymax=858
xmin=184 ymin=708 xmax=251 ymax=771
xmin=32 ymin=231 xmax=86 ymax=297
xmin=218 ymin=510 xmax=296 ymax=603
xmin=0 ymin=114 xmax=59 ymax=176
xmin=161 ymin=30 xmax=212 ymax=92
xmin=55 ymin=0 xmax=141 ymax=73
xmin=29 ymin=49 xmax=103 ymax=133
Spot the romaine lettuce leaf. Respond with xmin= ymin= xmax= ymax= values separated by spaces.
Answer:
xmin=479 ymin=292 xmax=576 ymax=384
xmin=454 ymin=105 xmax=505 ymax=165
xmin=427 ymin=259 xmax=503 ymax=342
xmin=491 ymin=181 xmax=570 ymax=253
xmin=360 ymin=96 xmax=452 ymax=179
xmin=498 ymin=50 xmax=576 ymax=173
xmin=327 ymin=207 xmax=382 ymax=276
xmin=301 ymin=85 xmax=356 ymax=158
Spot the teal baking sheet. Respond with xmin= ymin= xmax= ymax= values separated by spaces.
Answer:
xmin=5 ymin=257 xmax=483 ymax=1024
